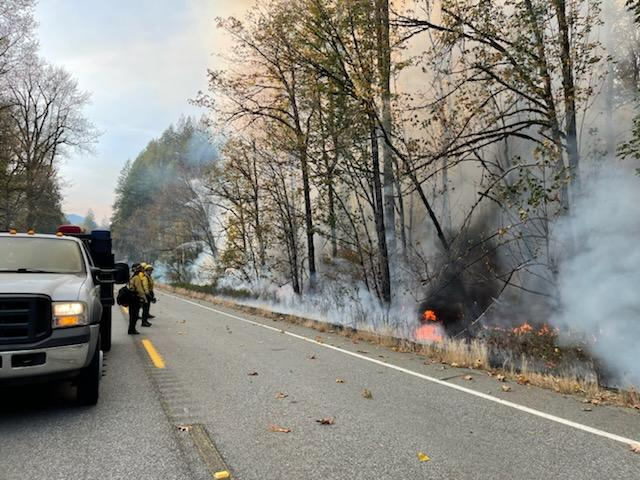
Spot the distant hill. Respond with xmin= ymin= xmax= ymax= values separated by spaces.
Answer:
xmin=65 ymin=214 xmax=84 ymax=225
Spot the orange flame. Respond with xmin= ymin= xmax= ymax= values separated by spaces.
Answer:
xmin=422 ymin=310 xmax=437 ymax=322
xmin=512 ymin=322 xmax=534 ymax=335
xmin=537 ymin=324 xmax=556 ymax=337
xmin=415 ymin=323 xmax=444 ymax=343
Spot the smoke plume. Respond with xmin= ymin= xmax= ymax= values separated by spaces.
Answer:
xmin=552 ymin=171 xmax=640 ymax=387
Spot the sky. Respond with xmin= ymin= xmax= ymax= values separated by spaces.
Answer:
xmin=35 ymin=0 xmax=252 ymax=223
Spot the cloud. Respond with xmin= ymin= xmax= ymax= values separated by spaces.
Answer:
xmin=35 ymin=0 xmax=255 ymax=220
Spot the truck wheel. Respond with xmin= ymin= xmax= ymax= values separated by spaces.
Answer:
xmin=100 ymin=309 xmax=112 ymax=352
xmin=77 ymin=339 xmax=101 ymax=406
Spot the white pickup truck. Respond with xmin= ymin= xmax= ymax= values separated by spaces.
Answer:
xmin=0 ymin=231 xmax=128 ymax=405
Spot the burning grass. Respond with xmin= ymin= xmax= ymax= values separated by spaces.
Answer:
xmin=161 ymin=285 xmax=640 ymax=410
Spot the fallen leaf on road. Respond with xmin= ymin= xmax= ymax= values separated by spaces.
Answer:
xmin=356 ymin=350 xmax=369 ymax=354
xmin=417 ymin=452 xmax=431 ymax=462
xmin=450 ymin=362 xmax=460 ymax=368
xmin=275 ymin=392 xmax=288 ymax=399
xmin=362 ymin=389 xmax=373 ymax=399
xmin=582 ymin=407 xmax=592 ymax=412
xmin=269 ymin=425 xmax=292 ymax=433
xmin=316 ymin=417 xmax=335 ymax=425
xmin=308 ymin=354 xmax=316 ymax=360
xmin=496 ymin=374 xmax=506 ymax=382
xmin=335 ymin=378 xmax=345 ymax=384
xmin=176 ymin=425 xmax=192 ymax=432
xmin=501 ymin=385 xmax=512 ymax=392
xmin=464 ymin=375 xmax=473 ymax=381
xmin=178 ymin=319 xmax=186 ymax=324
xmin=590 ymin=399 xmax=601 ymax=406
xmin=516 ymin=374 xmax=530 ymax=385
xmin=248 ymin=371 xmax=259 ymax=376
xmin=473 ymin=359 xmax=483 ymax=369
xmin=630 ymin=443 xmax=640 ymax=454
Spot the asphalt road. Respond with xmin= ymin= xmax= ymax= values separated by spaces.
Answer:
xmin=1 ymin=292 xmax=639 ymax=479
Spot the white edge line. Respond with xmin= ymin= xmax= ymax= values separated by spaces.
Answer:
xmin=161 ymin=292 xmax=639 ymax=447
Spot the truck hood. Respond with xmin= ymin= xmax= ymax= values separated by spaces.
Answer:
xmin=0 ymin=273 xmax=86 ymax=301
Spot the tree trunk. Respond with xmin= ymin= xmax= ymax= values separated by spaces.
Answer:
xmin=524 ymin=0 xmax=570 ymax=211
xmin=369 ymin=114 xmax=391 ymax=305
xmin=375 ymin=0 xmax=396 ymax=276
xmin=289 ymin=69 xmax=316 ymax=290
xmin=553 ymin=0 xmax=581 ymax=195
xmin=299 ymin=143 xmax=316 ymax=290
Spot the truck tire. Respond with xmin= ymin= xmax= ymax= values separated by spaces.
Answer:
xmin=100 ymin=309 xmax=112 ymax=352
xmin=77 ymin=339 xmax=101 ymax=406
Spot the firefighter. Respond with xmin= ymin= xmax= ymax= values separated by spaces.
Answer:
xmin=143 ymin=264 xmax=156 ymax=321
xmin=138 ymin=263 xmax=152 ymax=327
xmin=128 ymin=263 xmax=147 ymax=335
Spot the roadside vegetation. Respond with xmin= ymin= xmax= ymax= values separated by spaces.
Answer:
xmin=113 ymin=1 xmax=640 ymax=390
xmin=164 ymin=284 xmax=640 ymax=410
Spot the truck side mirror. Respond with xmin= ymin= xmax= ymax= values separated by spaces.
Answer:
xmin=90 ymin=267 xmax=103 ymax=284
xmin=113 ymin=262 xmax=130 ymax=284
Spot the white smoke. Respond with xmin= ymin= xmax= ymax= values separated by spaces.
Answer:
xmin=552 ymin=171 xmax=640 ymax=387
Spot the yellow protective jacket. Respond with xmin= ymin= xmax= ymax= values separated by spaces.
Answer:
xmin=145 ymin=273 xmax=155 ymax=293
xmin=138 ymin=271 xmax=150 ymax=296
xmin=130 ymin=274 xmax=147 ymax=302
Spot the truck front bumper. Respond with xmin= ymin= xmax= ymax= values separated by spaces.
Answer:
xmin=0 ymin=325 xmax=99 ymax=381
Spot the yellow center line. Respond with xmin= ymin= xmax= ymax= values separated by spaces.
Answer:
xmin=141 ymin=339 xmax=166 ymax=369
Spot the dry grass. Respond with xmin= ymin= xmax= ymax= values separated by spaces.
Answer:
xmin=160 ymin=284 xmax=640 ymax=410
xmin=415 ymin=338 xmax=489 ymax=370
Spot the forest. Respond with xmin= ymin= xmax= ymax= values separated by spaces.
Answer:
xmin=0 ymin=0 xmax=96 ymax=232
xmin=112 ymin=0 xmax=640 ymax=386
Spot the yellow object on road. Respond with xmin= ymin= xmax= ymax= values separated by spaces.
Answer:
xmin=417 ymin=452 xmax=430 ymax=462
xmin=213 ymin=471 xmax=230 ymax=479
xmin=141 ymin=339 xmax=165 ymax=369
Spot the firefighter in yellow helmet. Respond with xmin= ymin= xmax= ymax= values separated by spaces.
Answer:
xmin=128 ymin=263 xmax=147 ymax=334
xmin=143 ymin=263 xmax=156 ymax=321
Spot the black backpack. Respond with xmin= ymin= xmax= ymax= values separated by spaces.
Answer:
xmin=116 ymin=285 xmax=133 ymax=307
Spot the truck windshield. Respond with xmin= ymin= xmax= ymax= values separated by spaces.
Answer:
xmin=0 ymin=237 xmax=85 ymax=274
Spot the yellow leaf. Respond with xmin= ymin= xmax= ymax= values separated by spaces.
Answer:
xmin=417 ymin=452 xmax=430 ymax=462
xmin=268 ymin=425 xmax=292 ymax=433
